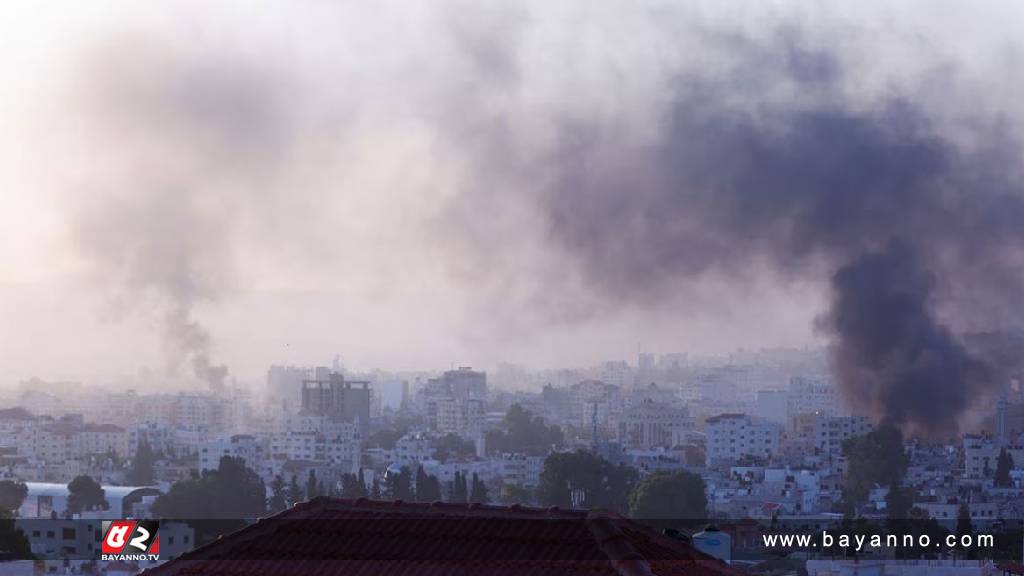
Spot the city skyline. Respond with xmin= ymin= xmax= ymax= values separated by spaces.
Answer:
xmin=6 ymin=3 xmax=1024 ymax=574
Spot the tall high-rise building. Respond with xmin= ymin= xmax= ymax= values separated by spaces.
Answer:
xmin=266 ymin=365 xmax=311 ymax=412
xmin=419 ymin=367 xmax=487 ymax=438
xmin=301 ymin=372 xmax=372 ymax=432
xmin=442 ymin=367 xmax=487 ymax=401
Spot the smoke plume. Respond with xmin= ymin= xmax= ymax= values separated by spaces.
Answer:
xmin=47 ymin=5 xmax=1024 ymax=433
xmin=471 ymin=43 xmax=1024 ymax=436
xmin=70 ymin=43 xmax=297 ymax=391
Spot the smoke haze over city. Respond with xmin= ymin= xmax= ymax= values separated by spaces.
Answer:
xmin=3 ymin=2 xmax=1024 ymax=433
xmin=12 ymin=6 xmax=1024 ymax=575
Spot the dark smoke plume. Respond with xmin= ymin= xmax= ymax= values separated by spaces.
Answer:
xmin=827 ymin=242 xmax=992 ymax=435
xmin=71 ymin=44 xmax=296 ymax=391
xmin=504 ymin=46 xmax=1024 ymax=436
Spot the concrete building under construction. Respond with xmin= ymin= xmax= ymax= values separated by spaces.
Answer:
xmin=300 ymin=372 xmax=371 ymax=431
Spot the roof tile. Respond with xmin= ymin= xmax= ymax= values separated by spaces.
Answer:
xmin=144 ymin=498 xmax=742 ymax=576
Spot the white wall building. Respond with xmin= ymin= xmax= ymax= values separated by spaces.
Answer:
xmin=617 ymin=400 xmax=694 ymax=449
xmin=787 ymin=376 xmax=841 ymax=420
xmin=199 ymin=434 xmax=265 ymax=472
xmin=962 ymin=435 xmax=1024 ymax=479
xmin=814 ymin=416 xmax=873 ymax=454
xmin=706 ymin=414 xmax=782 ymax=465
xmin=498 ymin=453 xmax=544 ymax=488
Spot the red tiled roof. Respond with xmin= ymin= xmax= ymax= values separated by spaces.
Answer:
xmin=143 ymin=498 xmax=744 ymax=576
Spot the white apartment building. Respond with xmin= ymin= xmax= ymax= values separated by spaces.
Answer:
xmin=617 ymin=400 xmax=694 ymax=449
xmin=570 ymin=380 xmax=623 ymax=435
xmin=78 ymin=424 xmax=131 ymax=458
xmin=428 ymin=397 xmax=484 ymax=438
xmin=199 ymin=434 xmax=265 ymax=472
xmin=813 ymin=416 xmax=873 ymax=454
xmin=787 ymin=376 xmax=841 ymax=419
xmin=393 ymin=432 xmax=434 ymax=465
xmin=267 ymin=430 xmax=358 ymax=472
xmin=917 ymin=501 xmax=999 ymax=521
xmin=96 ymin=392 xmax=231 ymax=432
xmin=706 ymin=414 xmax=782 ymax=465
xmin=14 ymin=418 xmax=130 ymax=466
xmin=962 ymin=435 xmax=1024 ymax=479
xmin=498 ymin=453 xmax=544 ymax=488
xmin=130 ymin=422 xmax=178 ymax=457
xmin=600 ymin=361 xmax=633 ymax=389
xmin=0 ymin=407 xmax=37 ymax=449
xmin=171 ymin=394 xmax=231 ymax=431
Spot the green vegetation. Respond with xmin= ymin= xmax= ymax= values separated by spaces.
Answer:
xmin=994 ymin=448 xmax=1014 ymax=487
xmin=127 ymin=440 xmax=157 ymax=486
xmin=151 ymin=456 xmax=266 ymax=519
xmin=537 ymin=450 xmax=636 ymax=512
xmin=627 ymin=471 xmax=706 ymax=519
xmin=486 ymin=404 xmax=564 ymax=457
xmin=0 ymin=480 xmax=28 ymax=516
xmin=841 ymin=425 xmax=907 ymax=510
xmin=470 ymin=472 xmax=489 ymax=503
xmin=67 ymin=475 xmax=109 ymax=516
xmin=432 ymin=433 xmax=476 ymax=462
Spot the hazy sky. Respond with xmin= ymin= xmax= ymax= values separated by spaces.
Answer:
xmin=1 ymin=2 xmax=1022 ymax=386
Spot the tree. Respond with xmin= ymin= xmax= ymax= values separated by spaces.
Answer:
xmin=432 ymin=434 xmax=476 ymax=462
xmin=449 ymin=471 xmax=469 ymax=503
xmin=151 ymin=456 xmax=266 ymax=519
xmin=842 ymin=425 xmax=908 ymax=507
xmin=994 ymin=448 xmax=1014 ymax=487
xmin=67 ymin=475 xmax=108 ymax=515
xmin=627 ymin=471 xmax=706 ymax=520
xmin=306 ymin=470 xmax=319 ymax=500
xmin=288 ymin=475 xmax=303 ymax=505
xmin=0 ymin=519 xmax=33 ymax=559
xmin=885 ymin=480 xmax=914 ymax=520
xmin=340 ymin=473 xmax=360 ymax=498
xmin=0 ymin=480 xmax=28 ymax=516
xmin=421 ymin=474 xmax=442 ymax=502
xmin=268 ymin=475 xmax=288 ymax=514
xmin=414 ymin=466 xmax=429 ymax=501
xmin=486 ymin=404 xmax=564 ymax=457
xmin=286 ymin=475 xmax=301 ymax=502
xmin=128 ymin=440 xmax=157 ymax=486
xmin=370 ymin=478 xmax=381 ymax=499
xmin=470 ymin=473 xmax=489 ymax=503
xmin=537 ymin=450 xmax=637 ymax=513
xmin=387 ymin=466 xmax=412 ymax=500
xmin=356 ymin=468 xmax=368 ymax=498
xmin=956 ymin=501 xmax=973 ymax=550
xmin=341 ymin=470 xmax=370 ymax=498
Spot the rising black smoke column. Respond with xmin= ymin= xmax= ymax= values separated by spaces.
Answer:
xmin=495 ymin=47 xmax=1024 ymax=436
xmin=826 ymin=241 xmax=992 ymax=437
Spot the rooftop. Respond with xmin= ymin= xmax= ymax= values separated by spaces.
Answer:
xmin=143 ymin=498 xmax=742 ymax=576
